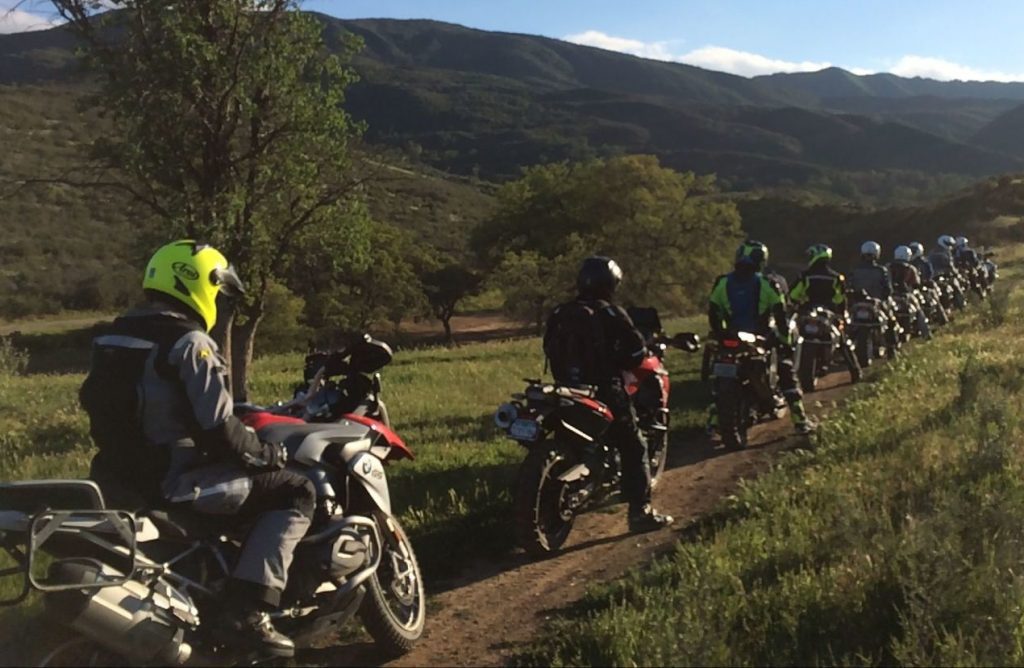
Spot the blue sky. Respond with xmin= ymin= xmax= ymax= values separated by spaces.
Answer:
xmin=5 ymin=0 xmax=1024 ymax=81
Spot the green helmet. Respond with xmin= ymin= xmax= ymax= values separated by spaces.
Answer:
xmin=805 ymin=243 xmax=833 ymax=268
xmin=142 ymin=240 xmax=245 ymax=331
xmin=735 ymin=239 xmax=769 ymax=271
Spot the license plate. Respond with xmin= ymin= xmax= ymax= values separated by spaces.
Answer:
xmin=509 ymin=418 xmax=541 ymax=442
xmin=855 ymin=308 xmax=873 ymax=320
xmin=712 ymin=362 xmax=738 ymax=378
xmin=804 ymin=323 xmax=820 ymax=335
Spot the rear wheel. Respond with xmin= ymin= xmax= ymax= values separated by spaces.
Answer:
xmin=37 ymin=637 xmax=122 ymax=667
xmin=798 ymin=351 xmax=817 ymax=393
xmin=514 ymin=444 xmax=579 ymax=557
xmin=715 ymin=377 xmax=749 ymax=451
xmin=359 ymin=512 xmax=426 ymax=657
xmin=854 ymin=329 xmax=872 ymax=368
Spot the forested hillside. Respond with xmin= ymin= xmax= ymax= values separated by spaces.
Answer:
xmin=4 ymin=14 xmax=1024 ymax=325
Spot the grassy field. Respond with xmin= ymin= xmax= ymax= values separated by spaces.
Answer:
xmin=522 ymin=247 xmax=1024 ymax=666
xmin=0 ymin=305 xmax=709 ymax=656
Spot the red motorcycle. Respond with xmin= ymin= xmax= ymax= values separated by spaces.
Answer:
xmin=495 ymin=307 xmax=699 ymax=556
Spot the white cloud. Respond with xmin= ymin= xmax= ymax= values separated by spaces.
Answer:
xmin=677 ymin=46 xmax=831 ymax=77
xmin=0 ymin=6 xmax=59 ymax=34
xmin=561 ymin=30 xmax=1024 ymax=83
xmin=563 ymin=30 xmax=677 ymax=61
xmin=888 ymin=55 xmax=1024 ymax=83
xmin=562 ymin=31 xmax=831 ymax=77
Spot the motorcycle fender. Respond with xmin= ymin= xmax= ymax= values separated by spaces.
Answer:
xmin=348 ymin=453 xmax=391 ymax=515
xmin=557 ymin=463 xmax=590 ymax=482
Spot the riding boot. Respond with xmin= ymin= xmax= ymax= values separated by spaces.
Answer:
xmin=783 ymin=390 xmax=816 ymax=435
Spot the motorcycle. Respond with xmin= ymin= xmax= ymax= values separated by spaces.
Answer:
xmin=846 ymin=289 xmax=899 ymax=368
xmin=794 ymin=306 xmax=860 ymax=392
xmin=0 ymin=335 xmax=425 ymax=665
xmin=982 ymin=251 xmax=999 ymax=287
xmin=706 ymin=331 xmax=783 ymax=450
xmin=494 ymin=320 xmax=699 ymax=557
xmin=891 ymin=290 xmax=922 ymax=344
xmin=935 ymin=272 xmax=967 ymax=311
xmin=919 ymin=280 xmax=950 ymax=327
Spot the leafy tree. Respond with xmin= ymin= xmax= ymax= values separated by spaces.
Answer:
xmin=49 ymin=0 xmax=370 ymax=398
xmin=252 ymin=281 xmax=311 ymax=357
xmin=298 ymin=221 xmax=427 ymax=345
xmin=477 ymin=155 xmax=743 ymax=316
xmin=421 ymin=263 xmax=482 ymax=344
xmin=485 ymin=237 xmax=589 ymax=334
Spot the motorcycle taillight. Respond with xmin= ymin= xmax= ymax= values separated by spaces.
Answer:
xmin=722 ymin=339 xmax=740 ymax=349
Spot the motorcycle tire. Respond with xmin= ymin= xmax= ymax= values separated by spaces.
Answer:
xmin=854 ymin=329 xmax=872 ymax=369
xmin=359 ymin=512 xmax=426 ymax=657
xmin=36 ymin=636 xmax=123 ymax=668
xmin=798 ymin=354 xmax=817 ymax=393
xmin=514 ymin=444 xmax=578 ymax=557
xmin=715 ymin=377 xmax=749 ymax=451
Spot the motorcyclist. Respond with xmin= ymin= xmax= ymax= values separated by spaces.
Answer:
xmin=788 ymin=243 xmax=861 ymax=379
xmin=847 ymin=241 xmax=900 ymax=353
xmin=890 ymin=245 xmax=931 ymax=340
xmin=543 ymin=256 xmax=674 ymax=533
xmin=708 ymin=240 xmax=815 ymax=436
xmin=954 ymin=236 xmax=984 ymax=295
xmin=79 ymin=240 xmax=313 ymax=658
xmin=954 ymin=236 xmax=980 ymax=272
xmin=908 ymin=242 xmax=934 ymax=283
xmin=929 ymin=234 xmax=967 ymax=308
xmin=928 ymin=234 xmax=957 ymax=279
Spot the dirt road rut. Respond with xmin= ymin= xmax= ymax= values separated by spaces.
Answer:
xmin=324 ymin=373 xmax=854 ymax=667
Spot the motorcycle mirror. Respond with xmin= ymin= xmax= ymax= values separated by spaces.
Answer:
xmin=670 ymin=332 xmax=701 ymax=352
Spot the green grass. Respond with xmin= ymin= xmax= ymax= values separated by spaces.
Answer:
xmin=521 ymin=248 xmax=1024 ymax=667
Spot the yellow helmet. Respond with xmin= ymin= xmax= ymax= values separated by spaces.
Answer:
xmin=142 ymin=240 xmax=245 ymax=331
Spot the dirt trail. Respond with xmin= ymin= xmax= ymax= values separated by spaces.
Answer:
xmin=320 ymin=372 xmax=855 ymax=667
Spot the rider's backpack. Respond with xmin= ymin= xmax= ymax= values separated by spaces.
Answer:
xmin=79 ymin=315 xmax=199 ymax=505
xmin=543 ymin=300 xmax=609 ymax=387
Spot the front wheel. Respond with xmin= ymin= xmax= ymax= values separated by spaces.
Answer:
xmin=359 ymin=512 xmax=426 ymax=657
xmin=514 ymin=444 xmax=580 ymax=557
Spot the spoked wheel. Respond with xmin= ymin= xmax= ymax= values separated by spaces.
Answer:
xmin=514 ymin=444 xmax=580 ymax=557
xmin=359 ymin=512 xmax=426 ymax=657
xmin=37 ymin=637 xmax=120 ymax=668
xmin=715 ymin=377 xmax=750 ymax=451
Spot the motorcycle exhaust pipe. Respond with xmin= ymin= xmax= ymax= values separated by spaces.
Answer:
xmin=45 ymin=560 xmax=193 ymax=665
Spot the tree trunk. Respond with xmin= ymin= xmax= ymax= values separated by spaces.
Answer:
xmin=231 ymin=304 xmax=264 ymax=402
xmin=441 ymin=315 xmax=454 ymax=345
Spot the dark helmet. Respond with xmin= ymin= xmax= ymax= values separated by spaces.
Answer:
xmin=735 ymin=239 xmax=769 ymax=271
xmin=577 ymin=256 xmax=623 ymax=300
xmin=805 ymin=243 xmax=832 ymax=268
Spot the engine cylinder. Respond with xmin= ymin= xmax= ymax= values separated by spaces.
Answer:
xmin=44 ymin=560 xmax=193 ymax=665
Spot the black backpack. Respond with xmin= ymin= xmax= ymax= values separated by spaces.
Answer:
xmin=79 ymin=314 xmax=199 ymax=504
xmin=543 ymin=300 xmax=609 ymax=386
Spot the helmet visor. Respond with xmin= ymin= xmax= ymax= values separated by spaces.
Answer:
xmin=211 ymin=264 xmax=245 ymax=297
